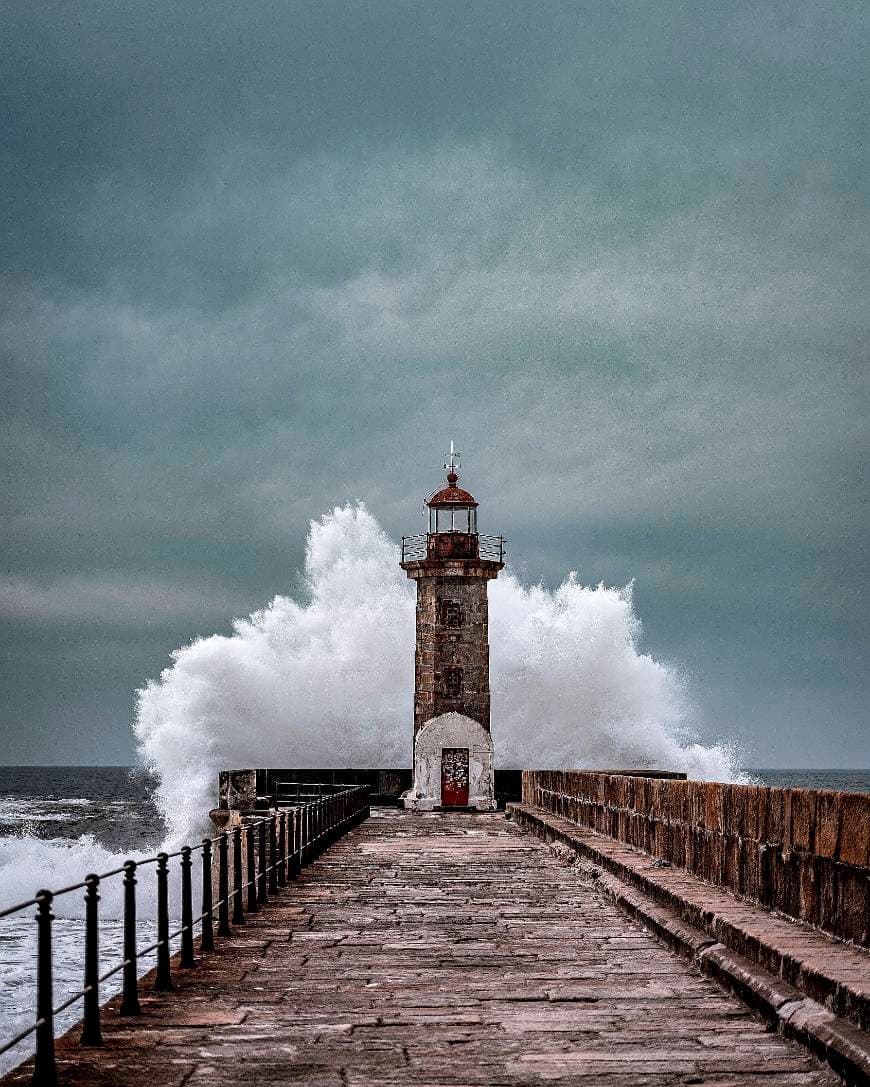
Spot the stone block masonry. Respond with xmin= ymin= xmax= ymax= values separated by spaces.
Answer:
xmin=522 ymin=770 xmax=870 ymax=947
xmin=412 ymin=573 xmax=493 ymax=735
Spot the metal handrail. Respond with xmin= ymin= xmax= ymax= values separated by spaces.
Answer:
xmin=400 ymin=532 xmax=506 ymax=564
xmin=0 ymin=785 xmax=370 ymax=1082
xmin=0 ymin=898 xmax=41 ymax=921
xmin=479 ymin=534 xmax=505 ymax=562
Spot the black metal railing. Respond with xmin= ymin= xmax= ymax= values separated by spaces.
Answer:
xmin=400 ymin=533 xmax=428 ymax=561
xmin=400 ymin=533 xmax=505 ymax=564
xmin=478 ymin=534 xmax=505 ymax=562
xmin=0 ymin=784 xmax=369 ymax=1086
xmin=270 ymin=780 xmax=360 ymax=807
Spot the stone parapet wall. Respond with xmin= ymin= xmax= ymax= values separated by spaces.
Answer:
xmin=522 ymin=770 xmax=870 ymax=946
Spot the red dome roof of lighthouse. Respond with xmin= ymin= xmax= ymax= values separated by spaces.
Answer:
xmin=427 ymin=472 xmax=478 ymax=508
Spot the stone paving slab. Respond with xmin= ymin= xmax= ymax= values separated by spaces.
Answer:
xmin=507 ymin=802 xmax=870 ymax=1030
xmin=508 ymin=803 xmax=870 ymax=1084
xmin=4 ymin=809 xmax=840 ymax=1086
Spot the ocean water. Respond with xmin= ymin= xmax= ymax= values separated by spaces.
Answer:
xmin=0 ymin=766 xmax=164 ymax=851
xmin=749 ymin=769 xmax=870 ymax=793
xmin=0 ymin=768 xmax=165 ymax=1074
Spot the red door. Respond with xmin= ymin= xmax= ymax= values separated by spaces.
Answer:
xmin=441 ymin=748 xmax=469 ymax=806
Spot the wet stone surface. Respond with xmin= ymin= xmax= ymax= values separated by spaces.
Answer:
xmin=5 ymin=809 xmax=838 ymax=1086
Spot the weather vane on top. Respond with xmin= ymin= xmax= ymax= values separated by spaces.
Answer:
xmin=443 ymin=440 xmax=461 ymax=477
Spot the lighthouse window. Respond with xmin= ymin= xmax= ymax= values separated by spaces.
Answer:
xmin=441 ymin=600 xmax=462 ymax=628
xmin=444 ymin=667 xmax=462 ymax=696
xmin=434 ymin=507 xmax=472 ymax=533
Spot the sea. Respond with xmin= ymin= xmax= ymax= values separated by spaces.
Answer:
xmin=0 ymin=765 xmax=868 ymax=1072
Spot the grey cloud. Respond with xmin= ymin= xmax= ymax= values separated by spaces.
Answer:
xmin=1 ymin=0 xmax=867 ymax=765
xmin=0 ymin=575 xmax=253 ymax=629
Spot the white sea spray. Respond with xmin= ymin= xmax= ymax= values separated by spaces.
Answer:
xmin=134 ymin=502 xmax=739 ymax=849
xmin=1 ymin=502 xmax=741 ymax=918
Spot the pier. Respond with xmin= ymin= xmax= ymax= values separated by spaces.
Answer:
xmin=3 ymin=778 xmax=869 ymax=1086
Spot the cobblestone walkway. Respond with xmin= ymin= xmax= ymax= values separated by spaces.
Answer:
xmin=14 ymin=809 xmax=838 ymax=1086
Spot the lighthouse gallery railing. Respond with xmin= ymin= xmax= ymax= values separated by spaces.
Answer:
xmin=401 ymin=533 xmax=505 ymax=563
xmin=0 ymin=784 xmax=369 ymax=1086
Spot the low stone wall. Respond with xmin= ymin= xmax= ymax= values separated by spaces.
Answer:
xmin=522 ymin=770 xmax=870 ymax=947
xmin=218 ymin=768 xmax=525 ymax=807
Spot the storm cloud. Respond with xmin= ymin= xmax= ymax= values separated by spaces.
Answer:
xmin=1 ymin=1 xmax=867 ymax=765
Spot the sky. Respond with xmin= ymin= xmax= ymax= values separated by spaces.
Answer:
xmin=1 ymin=1 xmax=867 ymax=767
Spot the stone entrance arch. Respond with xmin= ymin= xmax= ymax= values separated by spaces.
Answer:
xmin=404 ymin=712 xmax=496 ymax=811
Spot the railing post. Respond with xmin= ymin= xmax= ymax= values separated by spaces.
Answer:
xmin=200 ymin=838 xmax=214 ymax=953
xmin=232 ymin=826 xmax=245 ymax=925
xmin=246 ymin=824 xmax=257 ymax=912
xmin=287 ymin=809 xmax=297 ymax=878
xmin=120 ymin=861 xmax=141 ymax=1016
xmin=32 ymin=891 xmax=56 ymax=1087
xmin=291 ymin=813 xmax=300 ymax=869
xmin=269 ymin=814 xmax=279 ymax=894
xmin=79 ymin=875 xmax=102 ymax=1046
xmin=278 ymin=811 xmax=287 ymax=887
xmin=291 ymin=808 xmax=298 ymax=871
xmin=180 ymin=847 xmax=195 ymax=968
xmin=154 ymin=853 xmax=173 ymax=991
xmin=257 ymin=819 xmax=268 ymax=903
xmin=217 ymin=832 xmax=231 ymax=937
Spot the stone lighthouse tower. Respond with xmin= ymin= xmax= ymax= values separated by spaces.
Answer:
xmin=400 ymin=445 xmax=504 ymax=810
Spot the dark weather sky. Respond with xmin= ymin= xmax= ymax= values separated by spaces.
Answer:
xmin=1 ymin=2 xmax=867 ymax=766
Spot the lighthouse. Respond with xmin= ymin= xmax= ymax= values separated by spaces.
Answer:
xmin=400 ymin=445 xmax=504 ymax=811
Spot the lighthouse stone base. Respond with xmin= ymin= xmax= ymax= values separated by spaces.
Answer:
xmin=404 ymin=712 xmax=497 ymax=812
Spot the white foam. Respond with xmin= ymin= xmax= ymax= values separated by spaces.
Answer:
xmin=0 ymin=913 xmax=156 ymax=1077
xmin=134 ymin=503 xmax=741 ymax=848
xmin=0 ymin=797 xmax=95 ymax=825
xmin=0 ymin=502 xmax=742 ymax=918
xmin=0 ymin=835 xmax=135 ymax=917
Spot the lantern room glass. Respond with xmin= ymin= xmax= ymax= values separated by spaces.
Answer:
xmin=429 ymin=506 xmax=476 ymax=534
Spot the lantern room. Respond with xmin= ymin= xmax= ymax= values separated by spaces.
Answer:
xmin=426 ymin=474 xmax=478 ymax=535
